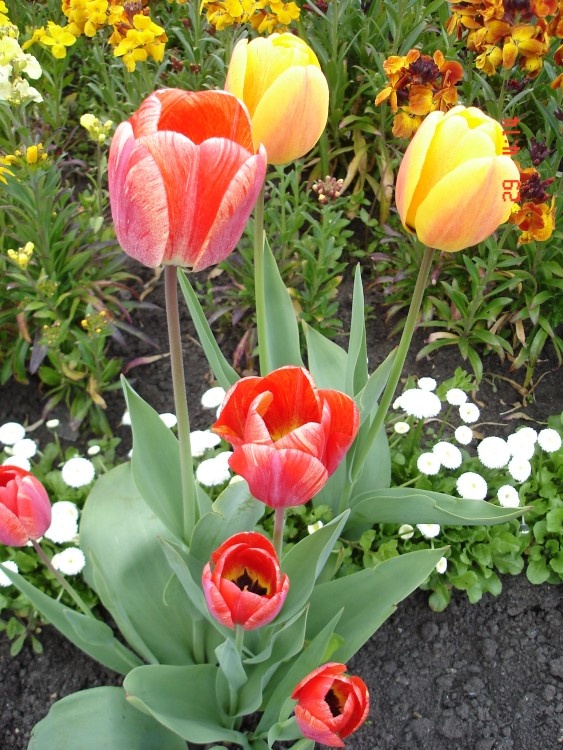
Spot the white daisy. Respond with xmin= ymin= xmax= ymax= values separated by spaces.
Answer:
xmin=458 ymin=403 xmax=480 ymax=424
xmin=432 ymin=441 xmax=462 ymax=469
xmin=87 ymin=445 xmax=101 ymax=456
xmin=507 ymin=457 xmax=532 ymax=483
xmin=445 ymin=388 xmax=468 ymax=406
xmin=506 ymin=431 xmax=536 ymax=460
xmin=477 ymin=436 xmax=511 ymax=469
xmin=190 ymin=430 xmax=222 ymax=458
xmin=418 ymin=377 xmax=437 ymax=391
xmin=537 ymin=428 xmax=562 ymax=453
xmin=435 ymin=556 xmax=448 ymax=574
xmin=45 ymin=419 xmax=60 ymax=429
xmin=61 ymin=457 xmax=96 ymax=488
xmin=417 ymin=452 xmax=441 ymax=475
xmin=11 ymin=438 xmax=38 ymax=459
xmin=51 ymin=547 xmax=86 ymax=575
xmin=196 ymin=456 xmax=232 ymax=487
xmin=159 ymin=412 xmax=177 ymax=429
xmin=201 ymin=386 xmax=226 ymax=409
xmin=2 ymin=456 xmax=31 ymax=471
xmin=393 ymin=421 xmax=410 ymax=435
xmin=307 ymin=521 xmax=324 ymax=534
xmin=456 ymin=471 xmax=487 ymax=500
xmin=497 ymin=485 xmax=520 ymax=508
xmin=0 ymin=421 xmax=26 ymax=445
xmin=121 ymin=410 xmax=131 ymax=427
xmin=397 ymin=389 xmax=442 ymax=419
xmin=417 ymin=523 xmax=441 ymax=539
xmin=398 ymin=524 xmax=414 ymax=540
xmin=44 ymin=502 xmax=79 ymax=544
xmin=0 ymin=561 xmax=18 ymax=587
xmin=454 ymin=425 xmax=473 ymax=445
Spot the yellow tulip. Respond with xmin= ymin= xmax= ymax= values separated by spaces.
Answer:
xmin=225 ymin=33 xmax=329 ymax=165
xmin=395 ymin=105 xmax=521 ymax=252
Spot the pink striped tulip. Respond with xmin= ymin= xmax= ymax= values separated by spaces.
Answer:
xmin=395 ymin=105 xmax=520 ymax=252
xmin=0 ymin=466 xmax=51 ymax=547
xmin=108 ymin=89 xmax=267 ymax=270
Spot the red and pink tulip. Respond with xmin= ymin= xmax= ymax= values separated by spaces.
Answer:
xmin=212 ymin=366 xmax=360 ymax=509
xmin=0 ymin=466 xmax=51 ymax=547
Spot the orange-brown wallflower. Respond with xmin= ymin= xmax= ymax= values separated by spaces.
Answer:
xmin=509 ymin=198 xmax=556 ymax=243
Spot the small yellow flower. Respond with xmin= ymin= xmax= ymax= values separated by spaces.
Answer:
xmin=7 ymin=241 xmax=34 ymax=270
xmin=80 ymin=113 xmax=113 ymax=144
xmin=25 ymin=143 xmax=48 ymax=165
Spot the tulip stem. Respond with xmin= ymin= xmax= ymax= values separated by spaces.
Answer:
xmin=164 ymin=265 xmax=195 ymax=541
xmin=254 ymin=182 xmax=268 ymax=375
xmin=351 ymin=244 xmax=435 ymax=483
xmin=273 ymin=507 xmax=286 ymax=560
xmin=31 ymin=540 xmax=94 ymax=619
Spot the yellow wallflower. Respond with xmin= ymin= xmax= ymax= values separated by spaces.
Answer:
xmin=111 ymin=13 xmax=167 ymax=71
xmin=32 ymin=21 xmax=78 ymax=59
xmin=24 ymin=143 xmax=48 ymax=165
xmin=80 ymin=113 xmax=113 ymax=143
xmin=7 ymin=241 xmax=34 ymax=270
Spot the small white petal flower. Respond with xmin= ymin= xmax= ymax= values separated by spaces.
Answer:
xmin=417 ymin=523 xmax=441 ymax=539
xmin=398 ymin=524 xmax=414 ymax=540
xmin=51 ymin=547 xmax=86 ymax=575
xmin=417 ymin=452 xmax=441 ymax=475
xmin=454 ymin=425 xmax=473 ymax=445
xmin=229 ymin=474 xmax=245 ymax=484
xmin=196 ymin=456 xmax=231 ymax=487
xmin=0 ymin=561 xmax=18 ymax=587
xmin=214 ymin=450 xmax=233 ymax=465
xmin=507 ymin=457 xmax=532 ymax=483
xmin=44 ymin=501 xmax=79 ymax=544
xmin=11 ymin=438 xmax=37 ymax=459
xmin=201 ymin=386 xmax=226 ymax=409
xmin=456 ymin=471 xmax=487 ymax=500
xmin=537 ymin=428 xmax=562 ymax=453
xmin=435 ymin=556 xmax=448 ymax=574
xmin=0 ymin=421 xmax=26 ymax=445
xmin=394 ymin=421 xmax=410 ymax=435
xmin=190 ymin=430 xmax=221 ymax=458
xmin=458 ymin=403 xmax=480 ymax=424
xmin=418 ymin=377 xmax=437 ymax=391
xmin=121 ymin=410 xmax=131 ymax=427
xmin=397 ymin=389 xmax=441 ymax=419
xmin=45 ymin=419 xmax=60 ymax=429
xmin=446 ymin=388 xmax=468 ymax=406
xmin=307 ymin=521 xmax=324 ymax=534
xmin=2 ymin=455 xmax=31 ymax=471
xmin=497 ymin=485 xmax=520 ymax=508
xmin=159 ymin=412 xmax=177 ymax=429
xmin=61 ymin=457 xmax=96 ymax=488
xmin=432 ymin=441 xmax=462 ymax=469
xmin=477 ymin=436 xmax=511 ymax=469
xmin=87 ymin=445 xmax=101 ymax=456
xmin=506 ymin=434 xmax=535 ymax=460
xmin=392 ymin=397 xmax=403 ymax=409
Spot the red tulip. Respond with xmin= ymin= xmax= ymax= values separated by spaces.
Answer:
xmin=0 ymin=466 xmax=51 ymax=547
xmin=108 ymin=88 xmax=267 ymax=270
xmin=212 ymin=366 xmax=359 ymax=509
xmin=202 ymin=532 xmax=289 ymax=630
xmin=291 ymin=663 xmax=370 ymax=747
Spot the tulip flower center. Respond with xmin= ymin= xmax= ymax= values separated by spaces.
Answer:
xmin=324 ymin=686 xmax=345 ymax=717
xmin=227 ymin=566 xmax=269 ymax=596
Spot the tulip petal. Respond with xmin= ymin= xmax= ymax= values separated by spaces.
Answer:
xmin=415 ymin=156 xmax=520 ymax=252
xmin=224 ymin=39 xmax=248 ymax=103
xmin=213 ymin=376 xmax=264 ymax=446
xmin=251 ymin=66 xmax=329 ymax=164
xmin=202 ymin=565 xmax=234 ymax=628
xmin=17 ymin=477 xmax=51 ymax=540
xmin=319 ymin=391 xmax=360 ymax=475
xmin=258 ymin=367 xmax=321 ymax=438
xmin=0 ymin=503 xmax=27 ymax=546
xmin=275 ymin=422 xmax=325 ymax=457
xmin=229 ymin=445 xmax=328 ymax=508
xmin=108 ymin=122 xmax=170 ymax=267
xmin=294 ymin=706 xmax=345 ymax=748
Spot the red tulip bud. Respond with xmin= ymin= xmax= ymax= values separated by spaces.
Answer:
xmin=0 ymin=466 xmax=51 ymax=547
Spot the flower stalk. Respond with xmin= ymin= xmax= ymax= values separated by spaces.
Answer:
xmin=254 ymin=182 xmax=268 ymax=375
xmin=31 ymin=540 xmax=94 ymax=619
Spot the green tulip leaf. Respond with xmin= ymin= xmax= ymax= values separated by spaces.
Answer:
xmin=305 ymin=323 xmax=348 ymax=392
xmin=346 ymin=488 xmax=528 ymax=538
xmin=28 ymin=687 xmax=187 ymax=750
xmin=355 ymin=348 xmax=396 ymax=421
xmin=306 ymin=547 xmax=447 ymax=663
xmin=122 ymin=377 xmax=184 ymax=536
xmin=124 ymin=664 xmax=250 ymax=747
xmin=345 ymin=265 xmax=368 ymax=396
xmin=81 ymin=463 xmax=198 ymax=665
xmin=267 ymin=716 xmax=304 ymax=746
xmin=262 ymin=235 xmax=303 ymax=371
xmin=0 ymin=565 xmax=141 ymax=675
xmin=178 ymin=269 xmax=239 ymax=390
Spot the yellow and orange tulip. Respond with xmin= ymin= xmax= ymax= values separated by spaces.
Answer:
xmin=225 ymin=33 xmax=329 ymax=165
xmin=395 ymin=105 xmax=521 ymax=252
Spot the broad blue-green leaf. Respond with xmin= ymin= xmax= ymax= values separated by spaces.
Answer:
xmin=28 ymin=687 xmax=187 ymax=750
xmin=348 ymin=419 xmax=391 ymax=499
xmin=306 ymin=547 xmax=447 ymax=663
xmin=262 ymin=236 xmax=303 ymax=371
xmin=267 ymin=717 xmax=304 ymax=746
xmin=122 ymin=377 xmax=184 ymax=536
xmin=355 ymin=348 xmax=396 ymax=421
xmin=178 ymin=269 xmax=239 ymax=389
xmin=0 ymin=566 xmax=140 ymax=675
xmin=345 ymin=266 xmax=368 ymax=396
xmin=305 ymin=324 xmax=347 ymax=392
xmin=124 ymin=664 xmax=250 ymax=747
xmin=346 ymin=488 xmax=528 ymax=538
xmin=280 ymin=511 xmax=349 ymax=621
xmin=81 ymin=463 xmax=196 ymax=665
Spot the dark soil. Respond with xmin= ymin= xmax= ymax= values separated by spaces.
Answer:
xmin=1 ymin=266 xmax=562 ymax=749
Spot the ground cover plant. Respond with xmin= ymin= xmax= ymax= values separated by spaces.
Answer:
xmin=0 ymin=0 xmax=561 ymax=748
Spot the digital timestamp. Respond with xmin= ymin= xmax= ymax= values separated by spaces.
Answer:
xmin=501 ymin=116 xmax=521 ymax=202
